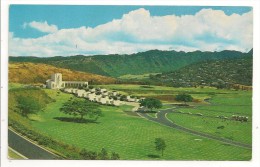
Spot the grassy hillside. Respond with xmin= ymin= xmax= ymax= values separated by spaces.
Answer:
xmin=9 ymin=87 xmax=54 ymax=128
xmin=9 ymin=49 xmax=252 ymax=77
xmin=148 ymin=55 xmax=252 ymax=88
xmin=9 ymin=63 xmax=116 ymax=84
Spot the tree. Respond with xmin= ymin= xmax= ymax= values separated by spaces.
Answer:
xmin=140 ymin=98 xmax=162 ymax=112
xmin=110 ymin=152 xmax=120 ymax=160
xmin=119 ymin=95 xmax=127 ymax=101
xmin=155 ymin=138 xmax=166 ymax=156
xmin=88 ymin=85 xmax=94 ymax=89
xmin=175 ymin=94 xmax=193 ymax=104
xmin=80 ymin=149 xmax=98 ymax=160
xmin=98 ymin=148 xmax=109 ymax=160
xmin=16 ymin=96 xmax=41 ymax=117
xmin=60 ymin=98 xmax=102 ymax=121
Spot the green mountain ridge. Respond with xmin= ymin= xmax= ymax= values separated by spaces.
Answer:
xmin=9 ymin=49 xmax=253 ymax=78
xmin=149 ymin=55 xmax=252 ymax=88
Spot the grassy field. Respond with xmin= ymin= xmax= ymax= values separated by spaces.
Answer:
xmin=118 ymin=73 xmax=160 ymax=80
xmin=8 ymin=84 xmax=252 ymax=160
xmin=97 ymin=84 xmax=227 ymax=103
xmin=25 ymin=88 xmax=251 ymax=160
xmin=167 ymin=90 xmax=252 ymax=145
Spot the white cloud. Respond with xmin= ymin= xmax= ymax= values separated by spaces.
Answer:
xmin=23 ymin=21 xmax=58 ymax=33
xmin=10 ymin=8 xmax=253 ymax=57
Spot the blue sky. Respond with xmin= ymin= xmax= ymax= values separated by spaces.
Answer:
xmin=9 ymin=5 xmax=253 ymax=57
xmin=10 ymin=5 xmax=252 ymax=38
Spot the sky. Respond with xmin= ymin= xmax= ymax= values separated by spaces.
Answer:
xmin=9 ymin=5 xmax=253 ymax=57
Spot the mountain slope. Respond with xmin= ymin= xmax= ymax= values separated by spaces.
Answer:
xmin=9 ymin=63 xmax=116 ymax=84
xmin=9 ymin=49 xmax=252 ymax=77
xmin=149 ymin=55 xmax=252 ymax=88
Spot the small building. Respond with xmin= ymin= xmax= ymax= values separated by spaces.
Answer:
xmin=100 ymin=89 xmax=107 ymax=93
xmin=102 ymin=91 xmax=109 ymax=96
xmin=100 ymin=96 xmax=110 ymax=104
xmin=77 ymin=90 xmax=86 ymax=97
xmin=64 ymin=88 xmax=73 ymax=93
xmin=72 ymin=89 xmax=78 ymax=94
xmin=111 ymin=100 xmax=121 ymax=106
xmin=88 ymin=93 xmax=96 ymax=101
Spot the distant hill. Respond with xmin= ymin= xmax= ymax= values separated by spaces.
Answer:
xmin=9 ymin=49 xmax=252 ymax=77
xmin=9 ymin=63 xmax=116 ymax=84
xmin=149 ymin=54 xmax=252 ymax=88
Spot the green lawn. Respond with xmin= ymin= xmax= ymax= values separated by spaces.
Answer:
xmin=167 ymin=91 xmax=252 ymax=145
xmin=27 ymin=88 xmax=251 ymax=160
xmin=118 ymin=73 xmax=160 ymax=80
xmin=97 ymin=84 xmax=239 ymax=103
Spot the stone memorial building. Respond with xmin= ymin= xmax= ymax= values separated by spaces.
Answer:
xmin=46 ymin=73 xmax=88 ymax=89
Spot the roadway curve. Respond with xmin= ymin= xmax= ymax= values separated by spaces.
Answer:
xmin=137 ymin=108 xmax=252 ymax=149
xmin=8 ymin=129 xmax=59 ymax=159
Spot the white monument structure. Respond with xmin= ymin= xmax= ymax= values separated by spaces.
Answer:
xmin=46 ymin=73 xmax=88 ymax=89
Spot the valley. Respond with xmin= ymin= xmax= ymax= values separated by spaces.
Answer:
xmin=8 ymin=49 xmax=253 ymax=160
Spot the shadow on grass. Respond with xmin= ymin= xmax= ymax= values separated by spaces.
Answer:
xmin=53 ymin=117 xmax=99 ymax=124
xmin=147 ymin=154 xmax=160 ymax=158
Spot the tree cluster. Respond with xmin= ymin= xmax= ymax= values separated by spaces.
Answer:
xmin=80 ymin=148 xmax=120 ymax=160
xmin=16 ymin=96 xmax=42 ymax=117
xmin=140 ymin=98 xmax=162 ymax=112
xmin=175 ymin=94 xmax=193 ymax=104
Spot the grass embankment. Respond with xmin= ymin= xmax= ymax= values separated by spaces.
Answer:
xmin=8 ymin=87 xmax=83 ymax=159
xmin=8 ymin=148 xmax=26 ymax=159
xmin=167 ymin=91 xmax=252 ymax=144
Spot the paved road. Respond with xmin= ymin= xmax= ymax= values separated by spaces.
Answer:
xmin=8 ymin=129 xmax=59 ymax=159
xmin=138 ymin=108 xmax=252 ymax=149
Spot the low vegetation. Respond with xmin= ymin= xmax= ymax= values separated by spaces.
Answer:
xmin=9 ymin=62 xmax=116 ymax=84
xmin=80 ymin=148 xmax=120 ymax=160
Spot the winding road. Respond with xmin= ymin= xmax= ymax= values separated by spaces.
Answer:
xmin=137 ymin=108 xmax=252 ymax=149
xmin=8 ymin=129 xmax=59 ymax=159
